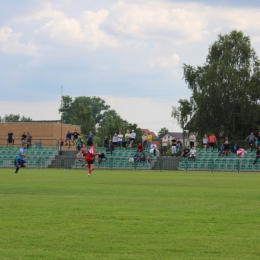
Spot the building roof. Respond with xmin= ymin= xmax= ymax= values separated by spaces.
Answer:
xmin=162 ymin=132 xmax=186 ymax=140
xmin=141 ymin=129 xmax=157 ymax=137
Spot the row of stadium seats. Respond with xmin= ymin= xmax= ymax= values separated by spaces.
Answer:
xmin=0 ymin=150 xmax=57 ymax=156
xmin=0 ymin=146 xmax=57 ymax=150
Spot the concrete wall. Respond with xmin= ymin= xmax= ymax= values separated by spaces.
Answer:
xmin=0 ymin=122 xmax=81 ymax=147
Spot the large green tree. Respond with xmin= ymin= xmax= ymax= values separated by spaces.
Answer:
xmin=3 ymin=114 xmax=32 ymax=122
xmin=158 ymin=127 xmax=169 ymax=138
xmin=172 ymin=30 xmax=260 ymax=139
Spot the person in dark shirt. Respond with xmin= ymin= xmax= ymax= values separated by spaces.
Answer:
xmin=72 ymin=130 xmax=80 ymax=145
xmin=98 ymin=152 xmax=106 ymax=165
xmin=104 ymin=136 xmax=109 ymax=148
xmin=171 ymin=137 xmax=177 ymax=156
xmin=253 ymin=147 xmax=260 ymax=165
xmin=133 ymin=152 xmax=140 ymax=162
xmin=65 ymin=131 xmax=72 ymax=146
xmin=7 ymin=131 xmax=14 ymax=148
xmin=87 ymin=131 xmax=94 ymax=146
xmin=232 ymin=143 xmax=239 ymax=153
xmin=21 ymin=132 xmax=27 ymax=144
xmin=181 ymin=147 xmax=190 ymax=158
xmin=106 ymin=141 xmax=114 ymax=155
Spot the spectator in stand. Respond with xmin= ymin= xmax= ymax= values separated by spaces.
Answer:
xmin=253 ymin=147 xmax=260 ymax=165
xmin=104 ymin=136 xmax=109 ymax=148
xmin=117 ymin=132 xmax=123 ymax=149
xmin=106 ymin=140 xmax=114 ymax=155
xmin=72 ymin=130 xmax=80 ymax=145
xmin=133 ymin=151 xmax=140 ymax=162
xmin=27 ymin=132 xmax=32 ymax=149
xmin=150 ymin=142 xmax=158 ymax=156
xmin=256 ymin=132 xmax=260 ymax=148
xmin=87 ymin=131 xmax=94 ymax=146
xmin=176 ymin=139 xmax=182 ymax=154
xmin=181 ymin=146 xmax=190 ymax=158
xmin=60 ymin=140 xmax=64 ymax=150
xmin=208 ymin=133 xmax=217 ymax=152
xmin=232 ymin=143 xmax=239 ymax=153
xmin=218 ymin=144 xmax=225 ymax=156
xmin=76 ymin=136 xmax=84 ymax=151
xmin=162 ymin=136 xmax=168 ymax=156
xmin=142 ymin=132 xmax=147 ymax=148
xmin=223 ymin=137 xmax=230 ymax=156
xmin=189 ymin=132 xmax=196 ymax=148
xmin=189 ymin=146 xmax=196 ymax=161
xmin=112 ymin=134 xmax=118 ymax=147
xmin=202 ymin=134 xmax=208 ymax=151
xmin=76 ymin=150 xmax=84 ymax=161
xmin=125 ymin=130 xmax=130 ymax=146
xmin=245 ymin=132 xmax=257 ymax=152
xmin=21 ymin=132 xmax=27 ymax=144
xmin=140 ymin=151 xmax=146 ymax=163
xmin=147 ymin=132 xmax=153 ymax=149
xmin=146 ymin=152 xmax=152 ymax=163
xmin=98 ymin=152 xmax=106 ymax=164
xmin=80 ymin=144 xmax=88 ymax=156
xmin=171 ymin=137 xmax=177 ymax=156
xmin=65 ymin=131 xmax=72 ymax=146
xmin=7 ymin=130 xmax=14 ymax=148
xmin=136 ymin=142 xmax=143 ymax=152
xmin=129 ymin=130 xmax=136 ymax=148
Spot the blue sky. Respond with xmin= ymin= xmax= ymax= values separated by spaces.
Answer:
xmin=1 ymin=0 xmax=260 ymax=134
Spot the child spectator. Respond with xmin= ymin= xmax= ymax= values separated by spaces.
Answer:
xmin=189 ymin=146 xmax=196 ymax=161
xmin=218 ymin=144 xmax=225 ymax=156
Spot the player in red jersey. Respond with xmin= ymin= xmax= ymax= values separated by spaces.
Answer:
xmin=85 ymin=143 xmax=100 ymax=177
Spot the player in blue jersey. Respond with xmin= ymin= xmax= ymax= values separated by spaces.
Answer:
xmin=15 ymin=143 xmax=29 ymax=173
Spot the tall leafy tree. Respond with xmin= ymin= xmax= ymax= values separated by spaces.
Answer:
xmin=172 ymin=30 xmax=260 ymax=139
xmin=158 ymin=127 xmax=169 ymax=138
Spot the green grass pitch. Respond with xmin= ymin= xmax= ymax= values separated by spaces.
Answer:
xmin=0 ymin=168 xmax=260 ymax=260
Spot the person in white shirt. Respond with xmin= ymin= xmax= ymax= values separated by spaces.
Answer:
xmin=150 ymin=142 xmax=158 ymax=156
xmin=129 ymin=130 xmax=136 ymax=148
xmin=189 ymin=132 xmax=196 ymax=148
xmin=189 ymin=146 xmax=196 ymax=162
xmin=117 ymin=131 xmax=123 ymax=149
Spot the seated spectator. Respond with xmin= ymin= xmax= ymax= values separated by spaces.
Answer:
xmin=223 ymin=137 xmax=230 ymax=156
xmin=60 ymin=140 xmax=64 ymax=151
xmin=140 ymin=151 xmax=146 ymax=163
xmin=137 ymin=142 xmax=143 ymax=152
xmin=218 ymin=144 xmax=225 ymax=156
xmin=232 ymin=143 xmax=239 ymax=153
xmin=133 ymin=152 xmax=140 ymax=162
xmin=98 ymin=152 xmax=106 ymax=164
xmin=106 ymin=140 xmax=114 ymax=155
xmin=76 ymin=136 xmax=84 ymax=151
xmin=189 ymin=146 xmax=196 ymax=161
xmin=76 ymin=150 xmax=84 ymax=161
xmin=181 ymin=146 xmax=190 ymax=158
xmin=146 ymin=152 xmax=152 ymax=163
xmin=150 ymin=142 xmax=158 ymax=156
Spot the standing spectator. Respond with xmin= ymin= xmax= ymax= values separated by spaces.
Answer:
xmin=189 ymin=132 xmax=196 ymax=148
xmin=181 ymin=146 xmax=190 ymax=158
xmin=147 ymin=132 xmax=153 ymax=149
xmin=223 ymin=137 xmax=230 ymax=156
xmin=162 ymin=136 xmax=168 ymax=156
xmin=60 ymin=140 xmax=64 ymax=150
xmin=112 ymin=134 xmax=118 ymax=147
xmin=202 ymin=134 xmax=208 ymax=151
xmin=208 ymin=133 xmax=217 ymax=152
xmin=65 ymin=131 xmax=72 ymax=146
xmin=176 ymin=139 xmax=182 ymax=154
xmin=117 ymin=132 xmax=123 ymax=149
xmin=7 ymin=130 xmax=14 ymax=148
xmin=104 ymin=136 xmax=109 ymax=148
xmin=129 ymin=130 xmax=136 ymax=148
xmin=27 ymin=132 xmax=32 ymax=149
xmin=256 ymin=132 xmax=260 ymax=148
xmin=253 ymin=147 xmax=260 ymax=165
xmin=171 ymin=137 xmax=177 ymax=156
xmin=87 ymin=131 xmax=94 ymax=146
xmin=72 ymin=130 xmax=80 ymax=145
xmin=150 ymin=142 xmax=158 ymax=156
xmin=245 ymin=132 xmax=257 ymax=152
xmin=142 ymin=133 xmax=147 ymax=148
xmin=189 ymin=146 xmax=197 ymax=162
xmin=125 ymin=130 xmax=130 ymax=146
xmin=21 ymin=132 xmax=27 ymax=144
xmin=106 ymin=140 xmax=114 ymax=155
